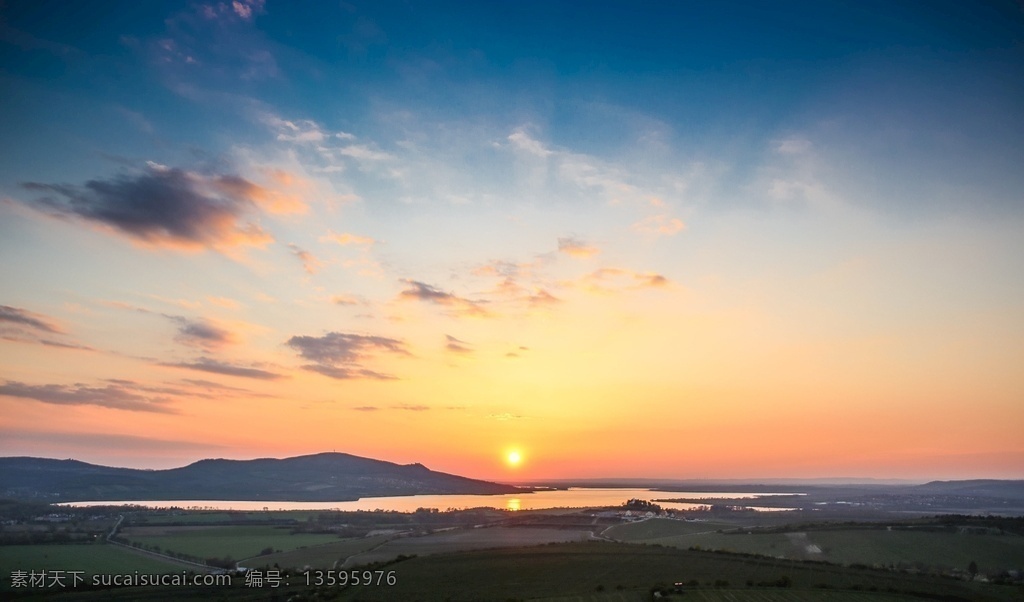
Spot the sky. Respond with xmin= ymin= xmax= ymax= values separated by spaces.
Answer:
xmin=1 ymin=0 xmax=1023 ymax=481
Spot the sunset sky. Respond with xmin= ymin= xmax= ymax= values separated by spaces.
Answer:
xmin=1 ymin=1 xmax=1022 ymax=481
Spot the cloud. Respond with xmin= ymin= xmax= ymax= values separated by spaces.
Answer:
xmin=20 ymin=164 xmax=279 ymax=251
xmin=577 ymin=268 xmax=671 ymax=293
xmin=774 ymin=137 xmax=813 ymax=155
xmin=0 ymin=380 xmax=177 ymax=413
xmin=168 ymin=316 xmax=235 ymax=350
xmin=331 ymin=294 xmax=363 ymax=306
xmin=507 ymin=128 xmax=553 ymax=158
xmin=557 ymin=236 xmax=600 ymax=259
xmin=320 ymin=231 xmax=377 ymax=247
xmin=160 ymin=357 xmax=283 ymax=380
xmin=339 ymin=144 xmax=393 ymax=162
xmin=302 ymin=364 xmax=397 ymax=380
xmin=487 ymin=412 xmax=526 ymax=421
xmin=526 ymin=289 xmax=561 ymax=306
xmin=352 ymin=405 xmax=380 ymax=411
xmin=631 ymin=214 xmax=685 ymax=237
xmin=231 ymin=0 xmax=264 ymax=20
xmin=286 ymin=331 xmax=408 ymax=380
xmin=0 ymin=305 xmax=64 ymax=334
xmin=445 ymin=334 xmax=473 ymax=354
xmin=398 ymin=280 xmax=490 ymax=318
xmin=288 ymin=243 xmax=322 ymax=274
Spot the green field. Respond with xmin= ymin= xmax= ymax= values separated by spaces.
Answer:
xmin=328 ymin=541 xmax=1015 ymax=602
xmin=0 ymin=543 xmax=184 ymax=583
xmin=342 ymin=526 xmax=594 ymax=566
xmin=607 ymin=520 xmax=1024 ymax=575
xmin=604 ymin=518 xmax=740 ymax=540
xmin=810 ymin=529 xmax=1024 ymax=572
xmin=244 ymin=534 xmax=393 ymax=569
xmin=538 ymin=591 xmax=928 ymax=602
xmin=119 ymin=525 xmax=341 ymax=560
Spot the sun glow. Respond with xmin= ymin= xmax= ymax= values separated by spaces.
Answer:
xmin=506 ymin=450 xmax=522 ymax=467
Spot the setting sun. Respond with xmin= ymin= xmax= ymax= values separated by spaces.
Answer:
xmin=506 ymin=451 xmax=522 ymax=467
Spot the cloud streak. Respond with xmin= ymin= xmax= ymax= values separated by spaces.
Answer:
xmin=286 ymin=332 xmax=408 ymax=380
xmin=0 ymin=380 xmax=177 ymax=413
xmin=161 ymin=357 xmax=284 ymax=380
xmin=398 ymin=280 xmax=490 ymax=318
xmin=0 ymin=305 xmax=64 ymax=334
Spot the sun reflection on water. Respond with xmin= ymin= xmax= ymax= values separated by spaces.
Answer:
xmin=506 ymin=498 xmax=521 ymax=511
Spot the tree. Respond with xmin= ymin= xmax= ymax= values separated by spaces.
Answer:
xmin=968 ymin=560 xmax=978 ymax=579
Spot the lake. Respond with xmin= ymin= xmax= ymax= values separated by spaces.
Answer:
xmin=62 ymin=487 xmax=802 ymax=512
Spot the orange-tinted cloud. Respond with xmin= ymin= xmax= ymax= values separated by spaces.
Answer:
xmin=288 ymin=243 xmax=322 ymax=274
xmin=398 ymin=280 xmax=491 ymax=318
xmin=632 ymin=214 xmax=685 ymax=237
xmin=557 ymin=236 xmax=600 ymax=259
xmin=20 ymin=164 xmax=277 ymax=251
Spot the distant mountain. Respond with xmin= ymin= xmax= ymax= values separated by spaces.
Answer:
xmin=912 ymin=479 xmax=1024 ymax=499
xmin=0 ymin=453 xmax=522 ymax=502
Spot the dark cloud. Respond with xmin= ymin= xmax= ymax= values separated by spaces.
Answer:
xmin=0 ymin=380 xmax=177 ymax=413
xmin=302 ymin=364 xmax=397 ymax=380
xmin=39 ymin=339 xmax=94 ymax=351
xmin=160 ymin=357 xmax=284 ymax=380
xmin=20 ymin=165 xmax=273 ymax=249
xmin=286 ymin=331 xmax=408 ymax=380
xmin=398 ymin=280 xmax=490 ymax=317
xmin=287 ymin=332 xmax=407 ymax=364
xmin=0 ymin=305 xmax=64 ymax=334
xmin=168 ymin=316 xmax=234 ymax=349
xmin=392 ymin=404 xmax=430 ymax=411
xmin=352 ymin=406 xmax=380 ymax=411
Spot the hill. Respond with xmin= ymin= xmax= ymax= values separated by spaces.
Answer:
xmin=0 ymin=452 xmax=522 ymax=502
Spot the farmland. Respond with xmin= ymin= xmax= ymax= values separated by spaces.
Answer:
xmin=0 ymin=543 xmax=183 ymax=576
xmin=117 ymin=525 xmax=341 ymax=561
xmin=605 ymin=517 xmax=1024 ymax=575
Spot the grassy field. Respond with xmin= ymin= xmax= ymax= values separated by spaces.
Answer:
xmin=0 ymin=543 xmax=184 ymax=583
xmin=810 ymin=529 xmax=1024 ymax=572
xmin=342 ymin=526 xmax=594 ymax=566
xmin=537 ymin=590 xmax=929 ymax=602
xmin=243 ymin=534 xmax=393 ymax=569
xmin=329 ymin=541 xmax=1016 ymax=601
xmin=3 ymin=542 xmax=1018 ymax=601
xmin=118 ymin=525 xmax=341 ymax=560
xmin=604 ymin=518 xmax=740 ymax=540
xmin=606 ymin=520 xmax=1024 ymax=575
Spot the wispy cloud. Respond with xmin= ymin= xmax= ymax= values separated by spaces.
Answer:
xmin=0 ymin=380 xmax=177 ymax=413
xmin=161 ymin=357 xmax=283 ymax=380
xmin=575 ymin=268 xmax=671 ymax=293
xmin=321 ymin=231 xmax=377 ymax=247
xmin=167 ymin=316 xmax=235 ymax=350
xmin=631 ymin=214 xmax=685 ymax=237
xmin=288 ymin=243 xmax=322 ymax=274
xmin=557 ymin=236 xmax=600 ymax=259
xmin=286 ymin=332 xmax=408 ymax=380
xmin=445 ymin=334 xmax=473 ymax=354
xmin=0 ymin=305 xmax=64 ymax=334
xmin=398 ymin=280 xmax=490 ymax=318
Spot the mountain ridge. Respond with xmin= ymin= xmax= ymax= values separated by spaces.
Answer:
xmin=0 ymin=452 xmax=523 ymax=502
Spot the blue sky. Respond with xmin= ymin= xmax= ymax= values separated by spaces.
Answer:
xmin=1 ymin=1 xmax=1022 ymax=478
